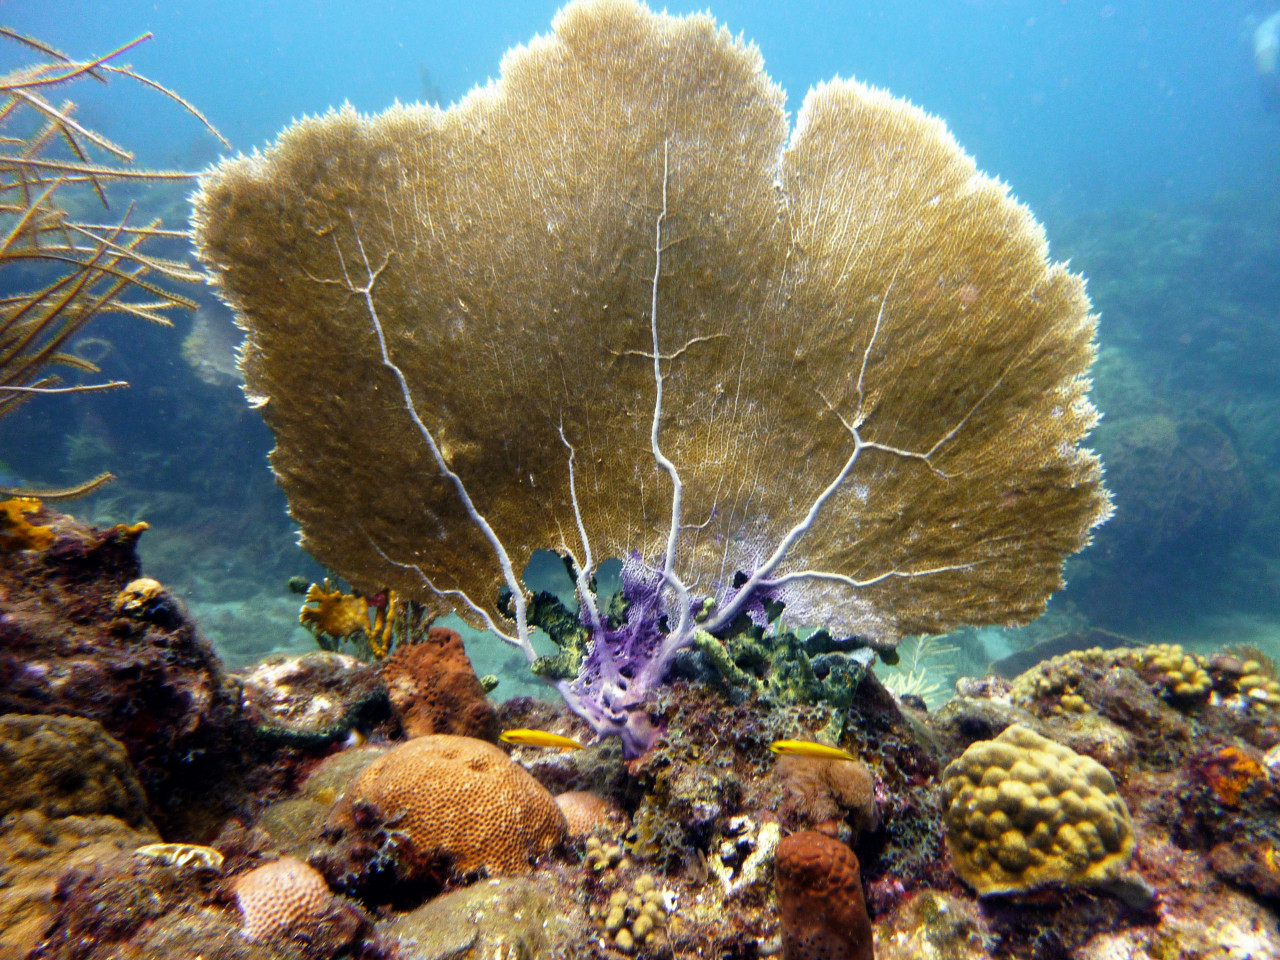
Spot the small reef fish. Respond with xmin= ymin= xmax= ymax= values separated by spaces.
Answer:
xmin=499 ymin=728 xmax=585 ymax=752
xmin=769 ymin=739 xmax=859 ymax=762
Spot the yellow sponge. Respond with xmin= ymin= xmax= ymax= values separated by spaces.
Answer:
xmin=940 ymin=725 xmax=1134 ymax=895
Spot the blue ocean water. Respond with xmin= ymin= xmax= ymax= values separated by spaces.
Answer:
xmin=2 ymin=0 xmax=1278 ymax=676
xmin=6 ymin=1 xmax=1275 ymax=210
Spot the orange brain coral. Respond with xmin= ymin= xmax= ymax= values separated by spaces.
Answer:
xmin=232 ymin=856 xmax=333 ymax=941
xmin=336 ymin=734 xmax=567 ymax=875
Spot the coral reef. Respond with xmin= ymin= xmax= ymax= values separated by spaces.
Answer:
xmin=0 ymin=714 xmax=154 ymax=829
xmin=9 ymin=515 xmax=1280 ymax=959
xmin=0 ymin=508 xmax=240 ymax=835
xmin=775 ymin=830 xmax=872 ymax=960
xmin=0 ymin=716 xmax=161 ymax=957
xmin=256 ymin=746 xmax=390 ymax=860
xmin=384 ymin=876 xmax=584 ymax=959
xmin=239 ymin=650 xmax=393 ymax=747
xmin=381 ymin=627 xmax=499 ymax=740
xmin=31 ymin=843 xmax=373 ymax=960
xmin=0 ymin=505 xmax=398 ymax=841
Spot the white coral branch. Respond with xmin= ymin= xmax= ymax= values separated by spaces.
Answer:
xmin=339 ymin=218 xmax=537 ymax=664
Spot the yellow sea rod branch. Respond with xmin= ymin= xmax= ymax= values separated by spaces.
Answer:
xmin=338 ymin=224 xmax=537 ymax=665
xmin=0 ymin=381 xmax=127 ymax=394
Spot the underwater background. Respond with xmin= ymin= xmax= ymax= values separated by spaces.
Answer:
xmin=2 ymin=0 xmax=1279 ymax=700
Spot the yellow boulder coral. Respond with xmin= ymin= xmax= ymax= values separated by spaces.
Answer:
xmin=940 ymin=724 xmax=1134 ymax=895
xmin=1124 ymin=643 xmax=1212 ymax=703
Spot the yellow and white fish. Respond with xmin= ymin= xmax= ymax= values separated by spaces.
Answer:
xmin=769 ymin=739 xmax=858 ymax=762
xmin=499 ymin=728 xmax=585 ymax=752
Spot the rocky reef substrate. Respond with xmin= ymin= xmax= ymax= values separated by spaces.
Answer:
xmin=3 ymin=506 xmax=1279 ymax=959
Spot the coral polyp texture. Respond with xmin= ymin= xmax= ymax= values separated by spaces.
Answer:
xmin=232 ymin=856 xmax=334 ymax=942
xmin=554 ymin=790 xmax=628 ymax=837
xmin=193 ymin=0 xmax=1109 ymax=754
xmin=323 ymin=734 xmax=568 ymax=881
xmin=940 ymin=724 xmax=1135 ymax=895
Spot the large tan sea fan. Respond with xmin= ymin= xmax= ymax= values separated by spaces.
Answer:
xmin=193 ymin=0 xmax=1110 ymax=748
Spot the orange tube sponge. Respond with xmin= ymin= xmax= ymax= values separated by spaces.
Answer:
xmin=775 ymin=830 xmax=873 ymax=960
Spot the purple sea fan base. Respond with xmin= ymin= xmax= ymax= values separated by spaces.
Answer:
xmin=556 ymin=556 xmax=697 ymax=758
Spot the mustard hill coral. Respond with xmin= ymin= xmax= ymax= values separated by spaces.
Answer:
xmin=594 ymin=873 xmax=669 ymax=955
xmin=194 ymin=0 xmax=1109 ymax=756
xmin=940 ymin=724 xmax=1135 ymax=895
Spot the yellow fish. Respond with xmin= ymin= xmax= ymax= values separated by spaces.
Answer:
xmin=769 ymin=739 xmax=858 ymax=762
xmin=499 ymin=728 xmax=585 ymax=752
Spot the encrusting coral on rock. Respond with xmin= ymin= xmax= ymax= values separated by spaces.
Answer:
xmin=0 ymin=715 xmax=161 ymax=957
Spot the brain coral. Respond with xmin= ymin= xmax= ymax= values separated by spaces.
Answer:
xmin=775 ymin=830 xmax=873 ymax=960
xmin=328 ymin=734 xmax=567 ymax=877
xmin=232 ymin=856 xmax=333 ymax=941
xmin=940 ymin=724 xmax=1134 ymax=895
xmin=554 ymin=790 xmax=628 ymax=838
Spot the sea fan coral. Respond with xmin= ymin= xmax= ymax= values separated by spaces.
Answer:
xmin=193 ymin=0 xmax=1109 ymax=755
